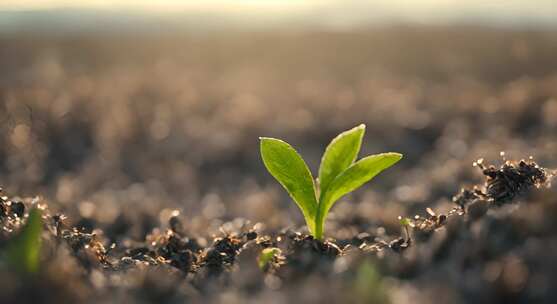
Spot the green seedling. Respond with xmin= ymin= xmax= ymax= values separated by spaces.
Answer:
xmin=6 ymin=208 xmax=43 ymax=273
xmin=398 ymin=216 xmax=414 ymax=228
xmin=258 ymin=247 xmax=282 ymax=270
xmin=398 ymin=216 xmax=414 ymax=240
xmin=260 ymin=124 xmax=402 ymax=240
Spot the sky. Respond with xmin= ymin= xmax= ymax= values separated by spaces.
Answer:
xmin=0 ymin=0 xmax=556 ymax=30
xmin=0 ymin=0 xmax=304 ymax=10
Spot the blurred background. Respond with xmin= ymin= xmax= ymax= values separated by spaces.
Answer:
xmin=1 ymin=0 xmax=557 ymax=234
xmin=1 ymin=1 xmax=557 ymax=303
xmin=1 ymin=0 xmax=556 ymax=234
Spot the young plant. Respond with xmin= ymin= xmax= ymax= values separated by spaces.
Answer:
xmin=257 ymin=247 xmax=282 ymax=271
xmin=6 ymin=208 xmax=43 ymax=273
xmin=260 ymin=124 xmax=402 ymax=240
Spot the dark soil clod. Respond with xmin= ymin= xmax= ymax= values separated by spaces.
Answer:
xmin=156 ymin=233 xmax=200 ymax=273
xmin=483 ymin=160 xmax=547 ymax=204
xmin=454 ymin=159 xmax=549 ymax=208
xmin=199 ymin=235 xmax=246 ymax=275
xmin=389 ymin=237 xmax=411 ymax=253
xmin=10 ymin=201 xmax=25 ymax=218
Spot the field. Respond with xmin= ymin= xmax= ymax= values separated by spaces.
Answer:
xmin=1 ymin=26 xmax=557 ymax=303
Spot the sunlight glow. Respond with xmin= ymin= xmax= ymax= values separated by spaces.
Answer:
xmin=0 ymin=0 xmax=314 ymax=11
xmin=1 ymin=0 xmax=556 ymax=28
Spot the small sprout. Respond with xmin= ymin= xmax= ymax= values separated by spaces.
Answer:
xmin=6 ymin=208 xmax=43 ymax=273
xmin=260 ymin=124 xmax=402 ymax=240
xmin=257 ymin=247 xmax=282 ymax=270
xmin=398 ymin=216 xmax=414 ymax=228
xmin=397 ymin=216 xmax=413 ymax=242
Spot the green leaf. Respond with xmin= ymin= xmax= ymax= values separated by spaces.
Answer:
xmin=260 ymin=137 xmax=318 ymax=234
xmin=315 ymin=153 xmax=402 ymax=239
xmin=7 ymin=208 xmax=43 ymax=273
xmin=318 ymin=124 xmax=365 ymax=196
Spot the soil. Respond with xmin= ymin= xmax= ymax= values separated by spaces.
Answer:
xmin=1 ymin=27 xmax=557 ymax=303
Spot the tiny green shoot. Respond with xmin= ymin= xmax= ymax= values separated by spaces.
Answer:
xmin=398 ymin=216 xmax=413 ymax=228
xmin=258 ymin=247 xmax=282 ymax=270
xmin=6 ymin=208 xmax=43 ymax=273
xmin=260 ymin=124 xmax=402 ymax=240
xmin=398 ymin=216 xmax=414 ymax=240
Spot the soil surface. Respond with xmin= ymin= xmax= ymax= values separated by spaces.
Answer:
xmin=1 ymin=27 xmax=557 ymax=303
